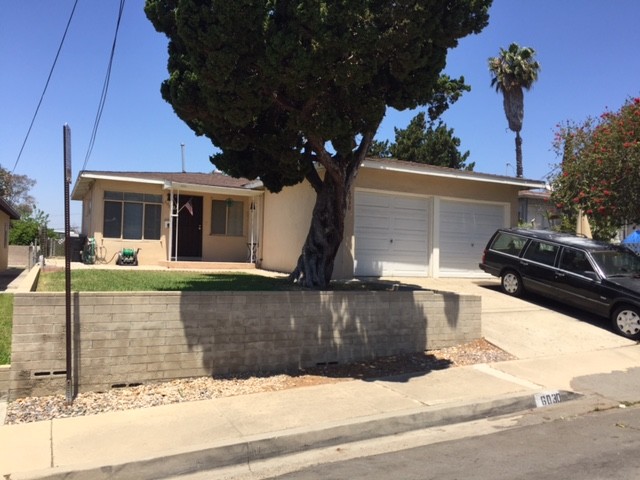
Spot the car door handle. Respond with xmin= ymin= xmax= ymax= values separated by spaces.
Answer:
xmin=555 ymin=272 xmax=565 ymax=278
xmin=520 ymin=261 xmax=529 ymax=267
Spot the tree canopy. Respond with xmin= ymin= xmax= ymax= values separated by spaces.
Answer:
xmin=550 ymin=97 xmax=640 ymax=240
xmin=370 ymin=112 xmax=473 ymax=170
xmin=146 ymin=0 xmax=492 ymax=287
xmin=488 ymin=43 xmax=540 ymax=178
xmin=0 ymin=166 xmax=36 ymax=216
xmin=9 ymin=209 xmax=53 ymax=246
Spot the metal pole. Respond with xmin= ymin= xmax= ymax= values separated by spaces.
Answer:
xmin=249 ymin=201 xmax=255 ymax=263
xmin=63 ymin=124 xmax=73 ymax=404
xmin=168 ymin=188 xmax=174 ymax=262
xmin=174 ymin=192 xmax=180 ymax=261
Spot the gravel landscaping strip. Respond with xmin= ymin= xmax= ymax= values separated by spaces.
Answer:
xmin=4 ymin=338 xmax=515 ymax=425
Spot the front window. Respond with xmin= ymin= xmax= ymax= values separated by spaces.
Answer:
xmin=591 ymin=248 xmax=640 ymax=277
xmin=211 ymin=199 xmax=243 ymax=236
xmin=103 ymin=191 xmax=162 ymax=240
xmin=559 ymin=248 xmax=595 ymax=276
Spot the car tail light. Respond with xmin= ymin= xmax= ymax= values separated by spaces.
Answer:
xmin=481 ymin=249 xmax=487 ymax=264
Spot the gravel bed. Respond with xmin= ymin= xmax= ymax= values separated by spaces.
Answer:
xmin=4 ymin=338 xmax=515 ymax=425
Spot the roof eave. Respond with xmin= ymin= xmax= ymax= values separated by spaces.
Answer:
xmin=0 ymin=198 xmax=20 ymax=220
xmin=71 ymin=172 xmax=264 ymax=200
xmin=163 ymin=181 xmax=263 ymax=197
xmin=71 ymin=173 xmax=166 ymax=200
xmin=361 ymin=159 xmax=547 ymax=189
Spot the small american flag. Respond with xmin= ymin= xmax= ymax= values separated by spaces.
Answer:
xmin=184 ymin=199 xmax=193 ymax=216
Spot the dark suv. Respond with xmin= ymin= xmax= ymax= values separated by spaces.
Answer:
xmin=480 ymin=228 xmax=640 ymax=340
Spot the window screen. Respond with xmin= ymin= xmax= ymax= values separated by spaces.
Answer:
xmin=211 ymin=199 xmax=244 ymax=236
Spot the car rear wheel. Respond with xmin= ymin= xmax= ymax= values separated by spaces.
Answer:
xmin=611 ymin=306 xmax=640 ymax=340
xmin=501 ymin=270 xmax=523 ymax=297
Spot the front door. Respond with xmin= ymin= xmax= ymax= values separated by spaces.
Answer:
xmin=172 ymin=195 xmax=203 ymax=260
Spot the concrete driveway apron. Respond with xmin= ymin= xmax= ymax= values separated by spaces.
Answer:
xmin=383 ymin=277 xmax=635 ymax=359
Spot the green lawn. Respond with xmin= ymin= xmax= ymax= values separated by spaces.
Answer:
xmin=0 ymin=294 xmax=13 ymax=365
xmin=37 ymin=270 xmax=293 ymax=292
xmin=1 ymin=272 xmax=288 ymax=366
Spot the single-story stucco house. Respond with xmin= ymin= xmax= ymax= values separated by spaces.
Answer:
xmin=0 ymin=197 xmax=20 ymax=271
xmin=71 ymin=158 xmax=546 ymax=278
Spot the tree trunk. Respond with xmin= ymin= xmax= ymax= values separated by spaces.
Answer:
xmin=515 ymin=131 xmax=523 ymax=178
xmin=289 ymin=168 xmax=351 ymax=289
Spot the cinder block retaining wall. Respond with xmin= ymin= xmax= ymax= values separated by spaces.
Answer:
xmin=0 ymin=366 xmax=9 ymax=400
xmin=8 ymin=290 xmax=481 ymax=400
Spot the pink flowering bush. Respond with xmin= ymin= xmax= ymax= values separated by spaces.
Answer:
xmin=551 ymin=97 xmax=640 ymax=240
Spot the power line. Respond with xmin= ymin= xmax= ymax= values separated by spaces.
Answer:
xmin=82 ymin=0 xmax=126 ymax=171
xmin=12 ymin=0 xmax=79 ymax=173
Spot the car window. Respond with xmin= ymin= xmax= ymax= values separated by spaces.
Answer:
xmin=591 ymin=248 xmax=640 ymax=277
xmin=491 ymin=232 xmax=527 ymax=256
xmin=559 ymin=248 xmax=595 ymax=275
xmin=523 ymin=240 xmax=559 ymax=266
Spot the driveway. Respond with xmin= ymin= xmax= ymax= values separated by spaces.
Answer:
xmin=383 ymin=276 xmax=636 ymax=359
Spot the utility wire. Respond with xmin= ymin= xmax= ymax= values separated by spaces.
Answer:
xmin=12 ymin=0 xmax=79 ymax=173
xmin=82 ymin=0 xmax=126 ymax=171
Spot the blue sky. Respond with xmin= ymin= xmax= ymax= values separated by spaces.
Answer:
xmin=2 ymin=1 xmax=639 ymax=230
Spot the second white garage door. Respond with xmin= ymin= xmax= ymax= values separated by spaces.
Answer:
xmin=438 ymin=200 xmax=506 ymax=276
xmin=354 ymin=191 xmax=429 ymax=276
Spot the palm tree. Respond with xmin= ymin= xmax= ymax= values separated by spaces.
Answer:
xmin=489 ymin=43 xmax=540 ymax=178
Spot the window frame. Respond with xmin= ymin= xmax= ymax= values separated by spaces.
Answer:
xmin=522 ymin=240 xmax=560 ymax=267
xmin=210 ymin=199 xmax=244 ymax=236
xmin=102 ymin=191 xmax=163 ymax=240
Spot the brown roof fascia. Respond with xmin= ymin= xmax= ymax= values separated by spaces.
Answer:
xmin=0 ymin=197 xmax=20 ymax=220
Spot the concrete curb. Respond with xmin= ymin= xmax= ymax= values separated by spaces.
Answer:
xmin=12 ymin=391 xmax=580 ymax=480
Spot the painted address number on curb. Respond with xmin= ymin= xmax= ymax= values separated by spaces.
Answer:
xmin=534 ymin=390 xmax=562 ymax=408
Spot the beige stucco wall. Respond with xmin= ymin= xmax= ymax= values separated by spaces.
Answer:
xmin=356 ymin=168 xmax=521 ymax=211
xmin=260 ymin=181 xmax=316 ymax=273
xmin=77 ymin=179 xmax=259 ymax=265
xmin=79 ymin=179 xmax=169 ymax=265
xmin=0 ymin=211 xmax=10 ymax=271
xmin=262 ymin=167 xmax=522 ymax=279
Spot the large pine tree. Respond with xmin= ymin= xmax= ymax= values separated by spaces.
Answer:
xmin=146 ymin=0 xmax=491 ymax=288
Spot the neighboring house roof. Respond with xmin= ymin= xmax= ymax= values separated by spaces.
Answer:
xmin=0 ymin=197 xmax=20 ymax=220
xmin=71 ymin=171 xmax=263 ymax=200
xmin=518 ymin=188 xmax=551 ymax=200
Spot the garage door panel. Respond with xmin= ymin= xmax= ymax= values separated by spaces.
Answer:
xmin=439 ymin=200 xmax=505 ymax=277
xmin=393 ymin=218 xmax=427 ymax=233
xmin=392 ymin=238 xmax=425 ymax=251
xmin=355 ymin=192 xmax=429 ymax=277
xmin=357 ymin=192 xmax=391 ymax=208
xmin=357 ymin=239 xmax=391 ymax=252
xmin=358 ymin=219 xmax=391 ymax=233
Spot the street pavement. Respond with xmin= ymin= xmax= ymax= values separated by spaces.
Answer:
xmin=0 ymin=274 xmax=638 ymax=480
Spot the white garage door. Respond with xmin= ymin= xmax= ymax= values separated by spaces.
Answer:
xmin=439 ymin=200 xmax=505 ymax=276
xmin=354 ymin=191 xmax=429 ymax=276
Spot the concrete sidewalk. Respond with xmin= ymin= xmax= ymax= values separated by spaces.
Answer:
xmin=2 ymin=275 xmax=639 ymax=479
xmin=1 ymin=344 xmax=639 ymax=480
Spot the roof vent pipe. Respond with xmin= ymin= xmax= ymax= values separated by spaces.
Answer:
xmin=181 ymin=143 xmax=186 ymax=173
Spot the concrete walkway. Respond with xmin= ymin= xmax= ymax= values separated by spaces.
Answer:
xmin=1 ymin=275 xmax=639 ymax=479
